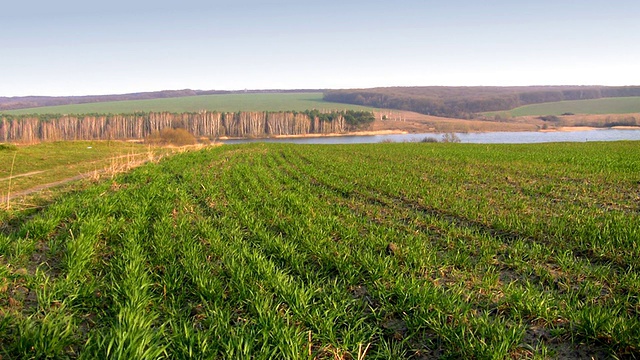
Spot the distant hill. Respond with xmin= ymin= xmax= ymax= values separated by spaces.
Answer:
xmin=486 ymin=96 xmax=640 ymax=117
xmin=0 ymin=89 xmax=324 ymax=111
xmin=324 ymin=86 xmax=640 ymax=118
xmin=7 ymin=86 xmax=640 ymax=118
xmin=0 ymin=93 xmax=373 ymax=115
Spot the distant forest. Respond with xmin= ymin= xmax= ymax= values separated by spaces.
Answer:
xmin=0 ymin=89 xmax=324 ymax=111
xmin=323 ymin=86 xmax=640 ymax=118
xmin=0 ymin=110 xmax=374 ymax=143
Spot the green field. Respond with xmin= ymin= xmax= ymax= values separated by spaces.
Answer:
xmin=1 ymin=142 xmax=639 ymax=358
xmin=0 ymin=141 xmax=172 ymax=207
xmin=1 ymin=93 xmax=374 ymax=115
xmin=487 ymin=96 xmax=640 ymax=117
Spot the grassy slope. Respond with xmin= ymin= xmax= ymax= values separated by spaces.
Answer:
xmin=0 ymin=141 xmax=169 ymax=200
xmin=1 ymin=93 xmax=375 ymax=115
xmin=486 ymin=96 xmax=640 ymax=117
xmin=1 ymin=142 xmax=639 ymax=358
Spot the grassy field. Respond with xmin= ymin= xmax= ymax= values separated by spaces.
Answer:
xmin=1 ymin=142 xmax=639 ymax=358
xmin=0 ymin=141 xmax=172 ymax=209
xmin=0 ymin=93 xmax=374 ymax=115
xmin=486 ymin=96 xmax=640 ymax=117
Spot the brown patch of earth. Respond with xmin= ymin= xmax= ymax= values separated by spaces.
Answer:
xmin=371 ymin=110 xmax=539 ymax=133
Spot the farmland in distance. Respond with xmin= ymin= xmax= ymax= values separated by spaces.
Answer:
xmin=487 ymin=96 xmax=640 ymax=117
xmin=0 ymin=93 xmax=374 ymax=115
xmin=1 ymin=142 xmax=639 ymax=358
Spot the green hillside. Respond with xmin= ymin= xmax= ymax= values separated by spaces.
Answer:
xmin=1 ymin=92 xmax=375 ymax=115
xmin=488 ymin=96 xmax=640 ymax=117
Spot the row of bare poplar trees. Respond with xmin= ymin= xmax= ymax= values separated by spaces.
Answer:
xmin=0 ymin=111 xmax=352 ymax=143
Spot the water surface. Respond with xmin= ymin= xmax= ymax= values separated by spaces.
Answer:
xmin=221 ymin=129 xmax=640 ymax=145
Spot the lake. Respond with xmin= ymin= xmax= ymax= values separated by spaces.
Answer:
xmin=221 ymin=129 xmax=640 ymax=145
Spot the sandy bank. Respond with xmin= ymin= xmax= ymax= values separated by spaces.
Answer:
xmin=610 ymin=126 xmax=640 ymax=130
xmin=539 ymin=126 xmax=598 ymax=132
xmin=274 ymin=130 xmax=408 ymax=138
xmin=540 ymin=126 xmax=640 ymax=132
xmin=216 ymin=125 xmax=640 ymax=141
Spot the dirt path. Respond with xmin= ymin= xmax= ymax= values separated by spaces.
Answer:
xmin=0 ymin=170 xmax=47 ymax=182
xmin=2 ymin=145 xmax=207 ymax=207
xmin=4 ymin=154 xmax=161 ymax=203
xmin=1 ymin=153 xmax=148 ymax=184
xmin=5 ymin=173 xmax=92 ymax=201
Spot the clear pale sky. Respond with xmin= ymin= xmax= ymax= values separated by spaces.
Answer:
xmin=2 ymin=0 xmax=639 ymax=96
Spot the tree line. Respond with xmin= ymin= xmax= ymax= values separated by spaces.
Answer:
xmin=324 ymin=86 xmax=640 ymax=118
xmin=0 ymin=110 xmax=375 ymax=143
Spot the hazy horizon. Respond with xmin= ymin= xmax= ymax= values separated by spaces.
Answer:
xmin=3 ymin=0 xmax=639 ymax=97
xmin=5 ymin=85 xmax=640 ymax=100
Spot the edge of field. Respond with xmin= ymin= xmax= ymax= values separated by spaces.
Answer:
xmin=0 ymin=92 xmax=375 ymax=115
xmin=0 ymin=142 xmax=204 ymax=211
xmin=483 ymin=96 xmax=640 ymax=117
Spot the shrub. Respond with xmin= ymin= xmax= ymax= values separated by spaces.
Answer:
xmin=539 ymin=115 xmax=560 ymax=122
xmin=146 ymin=128 xmax=196 ymax=146
xmin=441 ymin=133 xmax=461 ymax=143
xmin=605 ymin=117 xmax=638 ymax=127
xmin=0 ymin=143 xmax=17 ymax=151
xmin=420 ymin=137 xmax=439 ymax=143
xmin=493 ymin=112 xmax=511 ymax=121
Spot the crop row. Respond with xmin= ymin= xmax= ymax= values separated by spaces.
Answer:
xmin=1 ymin=141 xmax=639 ymax=358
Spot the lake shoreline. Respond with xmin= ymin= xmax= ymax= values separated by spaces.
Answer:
xmin=219 ymin=128 xmax=640 ymax=145
xmin=217 ymin=126 xmax=640 ymax=141
xmin=540 ymin=125 xmax=640 ymax=132
xmin=217 ymin=130 xmax=408 ymax=140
